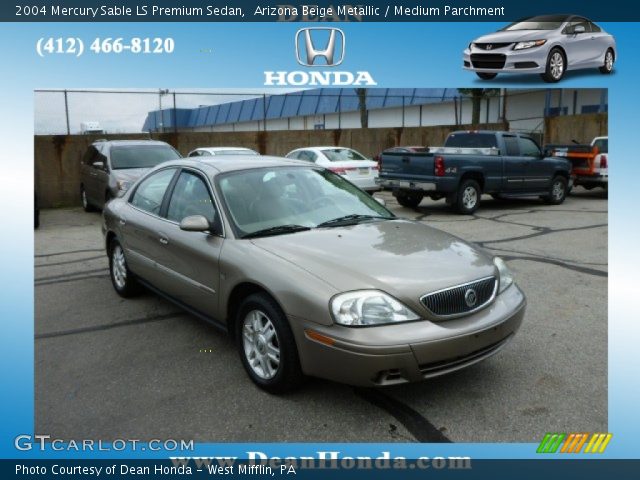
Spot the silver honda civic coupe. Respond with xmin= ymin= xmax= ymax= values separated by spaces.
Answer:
xmin=463 ymin=14 xmax=616 ymax=82
xmin=102 ymin=156 xmax=526 ymax=392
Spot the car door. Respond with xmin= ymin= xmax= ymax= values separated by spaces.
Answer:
xmin=562 ymin=18 xmax=592 ymax=67
xmin=160 ymin=169 xmax=223 ymax=316
xmin=120 ymin=167 xmax=180 ymax=291
xmin=501 ymin=135 xmax=526 ymax=191
xmin=518 ymin=136 xmax=549 ymax=191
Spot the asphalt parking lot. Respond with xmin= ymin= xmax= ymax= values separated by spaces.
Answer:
xmin=35 ymin=188 xmax=607 ymax=443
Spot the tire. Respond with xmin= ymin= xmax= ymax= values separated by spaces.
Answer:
xmin=476 ymin=72 xmax=497 ymax=80
xmin=81 ymin=186 xmax=94 ymax=212
xmin=236 ymin=293 xmax=304 ymax=394
xmin=543 ymin=176 xmax=568 ymax=205
xmin=455 ymin=179 xmax=481 ymax=214
xmin=599 ymin=49 xmax=614 ymax=74
xmin=108 ymin=239 xmax=141 ymax=298
xmin=541 ymin=48 xmax=566 ymax=83
xmin=395 ymin=191 xmax=424 ymax=209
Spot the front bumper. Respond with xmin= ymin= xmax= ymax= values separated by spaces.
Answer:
xmin=463 ymin=44 xmax=549 ymax=74
xmin=290 ymin=283 xmax=526 ymax=386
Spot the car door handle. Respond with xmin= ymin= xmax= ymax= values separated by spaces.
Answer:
xmin=118 ymin=218 xmax=126 ymax=226
xmin=401 ymin=157 xmax=410 ymax=163
xmin=158 ymin=236 xmax=169 ymax=245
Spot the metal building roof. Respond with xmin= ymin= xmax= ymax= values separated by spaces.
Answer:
xmin=142 ymin=88 xmax=462 ymax=131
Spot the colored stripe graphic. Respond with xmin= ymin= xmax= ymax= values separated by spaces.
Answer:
xmin=538 ymin=433 xmax=612 ymax=454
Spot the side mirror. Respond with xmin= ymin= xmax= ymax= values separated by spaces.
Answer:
xmin=574 ymin=25 xmax=586 ymax=34
xmin=179 ymin=215 xmax=211 ymax=232
xmin=374 ymin=197 xmax=386 ymax=207
xmin=92 ymin=161 xmax=105 ymax=170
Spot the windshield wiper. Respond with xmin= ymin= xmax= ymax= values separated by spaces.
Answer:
xmin=316 ymin=214 xmax=393 ymax=228
xmin=242 ymin=224 xmax=311 ymax=239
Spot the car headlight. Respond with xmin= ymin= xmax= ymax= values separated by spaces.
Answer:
xmin=513 ymin=40 xmax=547 ymax=50
xmin=116 ymin=180 xmax=132 ymax=192
xmin=330 ymin=290 xmax=420 ymax=326
xmin=494 ymin=257 xmax=514 ymax=293
xmin=469 ymin=42 xmax=474 ymax=49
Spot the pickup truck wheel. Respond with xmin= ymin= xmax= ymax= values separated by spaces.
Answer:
xmin=455 ymin=180 xmax=481 ymax=214
xmin=544 ymin=176 xmax=568 ymax=205
xmin=476 ymin=72 xmax=498 ymax=80
xmin=395 ymin=192 xmax=424 ymax=209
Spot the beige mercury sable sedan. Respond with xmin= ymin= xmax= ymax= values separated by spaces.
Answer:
xmin=102 ymin=156 xmax=526 ymax=393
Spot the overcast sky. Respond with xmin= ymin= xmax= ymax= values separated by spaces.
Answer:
xmin=34 ymin=88 xmax=300 ymax=135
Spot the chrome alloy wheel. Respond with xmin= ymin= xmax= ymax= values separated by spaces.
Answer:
xmin=605 ymin=51 xmax=614 ymax=71
xmin=242 ymin=310 xmax=281 ymax=380
xmin=111 ymin=244 xmax=127 ymax=289
xmin=462 ymin=186 xmax=478 ymax=210
xmin=550 ymin=52 xmax=564 ymax=80
xmin=551 ymin=179 xmax=565 ymax=202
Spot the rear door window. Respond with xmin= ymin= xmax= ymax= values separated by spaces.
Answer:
xmin=129 ymin=168 xmax=177 ymax=216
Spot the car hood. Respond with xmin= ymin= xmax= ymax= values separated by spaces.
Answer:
xmin=251 ymin=219 xmax=496 ymax=312
xmin=474 ymin=30 xmax=553 ymax=44
xmin=112 ymin=168 xmax=150 ymax=182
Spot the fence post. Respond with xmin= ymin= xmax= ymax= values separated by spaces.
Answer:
xmin=64 ymin=90 xmax=70 ymax=135
xmin=173 ymin=92 xmax=177 ymax=134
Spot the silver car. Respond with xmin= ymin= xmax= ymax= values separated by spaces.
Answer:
xmin=463 ymin=14 xmax=616 ymax=82
xmin=102 ymin=156 xmax=526 ymax=392
xmin=80 ymin=140 xmax=181 ymax=211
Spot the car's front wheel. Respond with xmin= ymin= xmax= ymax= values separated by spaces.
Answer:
xmin=543 ymin=176 xmax=568 ymax=205
xmin=476 ymin=72 xmax=497 ymax=80
xmin=81 ymin=186 xmax=94 ymax=212
xmin=109 ymin=239 xmax=141 ymax=297
xmin=236 ymin=293 xmax=303 ymax=393
xmin=541 ymin=48 xmax=565 ymax=83
xmin=599 ymin=49 xmax=614 ymax=74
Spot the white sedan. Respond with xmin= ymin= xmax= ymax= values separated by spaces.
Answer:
xmin=187 ymin=147 xmax=260 ymax=157
xmin=286 ymin=146 xmax=380 ymax=192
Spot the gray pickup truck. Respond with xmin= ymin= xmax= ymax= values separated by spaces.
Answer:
xmin=377 ymin=130 xmax=572 ymax=214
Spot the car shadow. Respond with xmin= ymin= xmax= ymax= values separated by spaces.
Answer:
xmin=469 ymin=69 xmax=617 ymax=85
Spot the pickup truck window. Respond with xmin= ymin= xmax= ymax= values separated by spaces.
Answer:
xmin=593 ymin=138 xmax=608 ymax=153
xmin=518 ymin=137 xmax=542 ymax=157
xmin=445 ymin=133 xmax=498 ymax=149
xmin=503 ymin=136 xmax=520 ymax=156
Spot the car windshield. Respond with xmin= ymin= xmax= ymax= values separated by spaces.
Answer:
xmin=502 ymin=15 xmax=567 ymax=31
xmin=593 ymin=138 xmax=608 ymax=153
xmin=218 ymin=166 xmax=393 ymax=237
xmin=321 ymin=148 xmax=368 ymax=162
xmin=110 ymin=145 xmax=181 ymax=169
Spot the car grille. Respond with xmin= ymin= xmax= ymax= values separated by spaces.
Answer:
xmin=471 ymin=54 xmax=506 ymax=69
xmin=474 ymin=42 xmax=512 ymax=50
xmin=420 ymin=276 xmax=497 ymax=318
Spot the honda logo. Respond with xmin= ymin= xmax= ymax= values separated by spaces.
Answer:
xmin=295 ymin=28 xmax=345 ymax=67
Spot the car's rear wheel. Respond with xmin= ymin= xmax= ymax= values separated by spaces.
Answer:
xmin=81 ymin=186 xmax=94 ymax=212
xmin=236 ymin=293 xmax=303 ymax=393
xmin=109 ymin=239 xmax=141 ymax=297
xmin=541 ymin=48 xmax=565 ymax=83
xmin=395 ymin=191 xmax=424 ymax=209
xmin=543 ymin=176 xmax=568 ymax=205
xmin=599 ymin=49 xmax=614 ymax=74
xmin=455 ymin=179 xmax=481 ymax=214
xmin=476 ymin=72 xmax=497 ymax=80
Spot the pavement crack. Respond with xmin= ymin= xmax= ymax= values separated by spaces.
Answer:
xmin=498 ymin=255 xmax=607 ymax=278
xmin=354 ymin=388 xmax=452 ymax=443
xmin=35 ymin=248 xmax=104 ymax=258
xmin=36 ymin=255 xmax=105 ymax=268
xmin=35 ymin=312 xmax=183 ymax=339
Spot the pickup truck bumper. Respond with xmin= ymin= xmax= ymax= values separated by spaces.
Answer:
xmin=574 ymin=174 xmax=607 ymax=189
xmin=376 ymin=178 xmax=437 ymax=191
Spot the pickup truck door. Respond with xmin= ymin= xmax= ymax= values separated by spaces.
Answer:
xmin=518 ymin=136 xmax=550 ymax=191
xmin=501 ymin=135 xmax=526 ymax=191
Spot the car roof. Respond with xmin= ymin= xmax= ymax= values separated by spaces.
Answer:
xmin=194 ymin=147 xmax=257 ymax=152
xmin=94 ymin=139 xmax=171 ymax=147
xmin=157 ymin=155 xmax=311 ymax=174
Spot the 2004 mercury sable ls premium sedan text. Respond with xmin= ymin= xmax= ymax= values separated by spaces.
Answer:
xmin=463 ymin=14 xmax=616 ymax=82
xmin=102 ymin=156 xmax=526 ymax=392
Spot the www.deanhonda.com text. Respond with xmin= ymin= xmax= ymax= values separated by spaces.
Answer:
xmin=171 ymin=453 xmax=472 ymax=471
